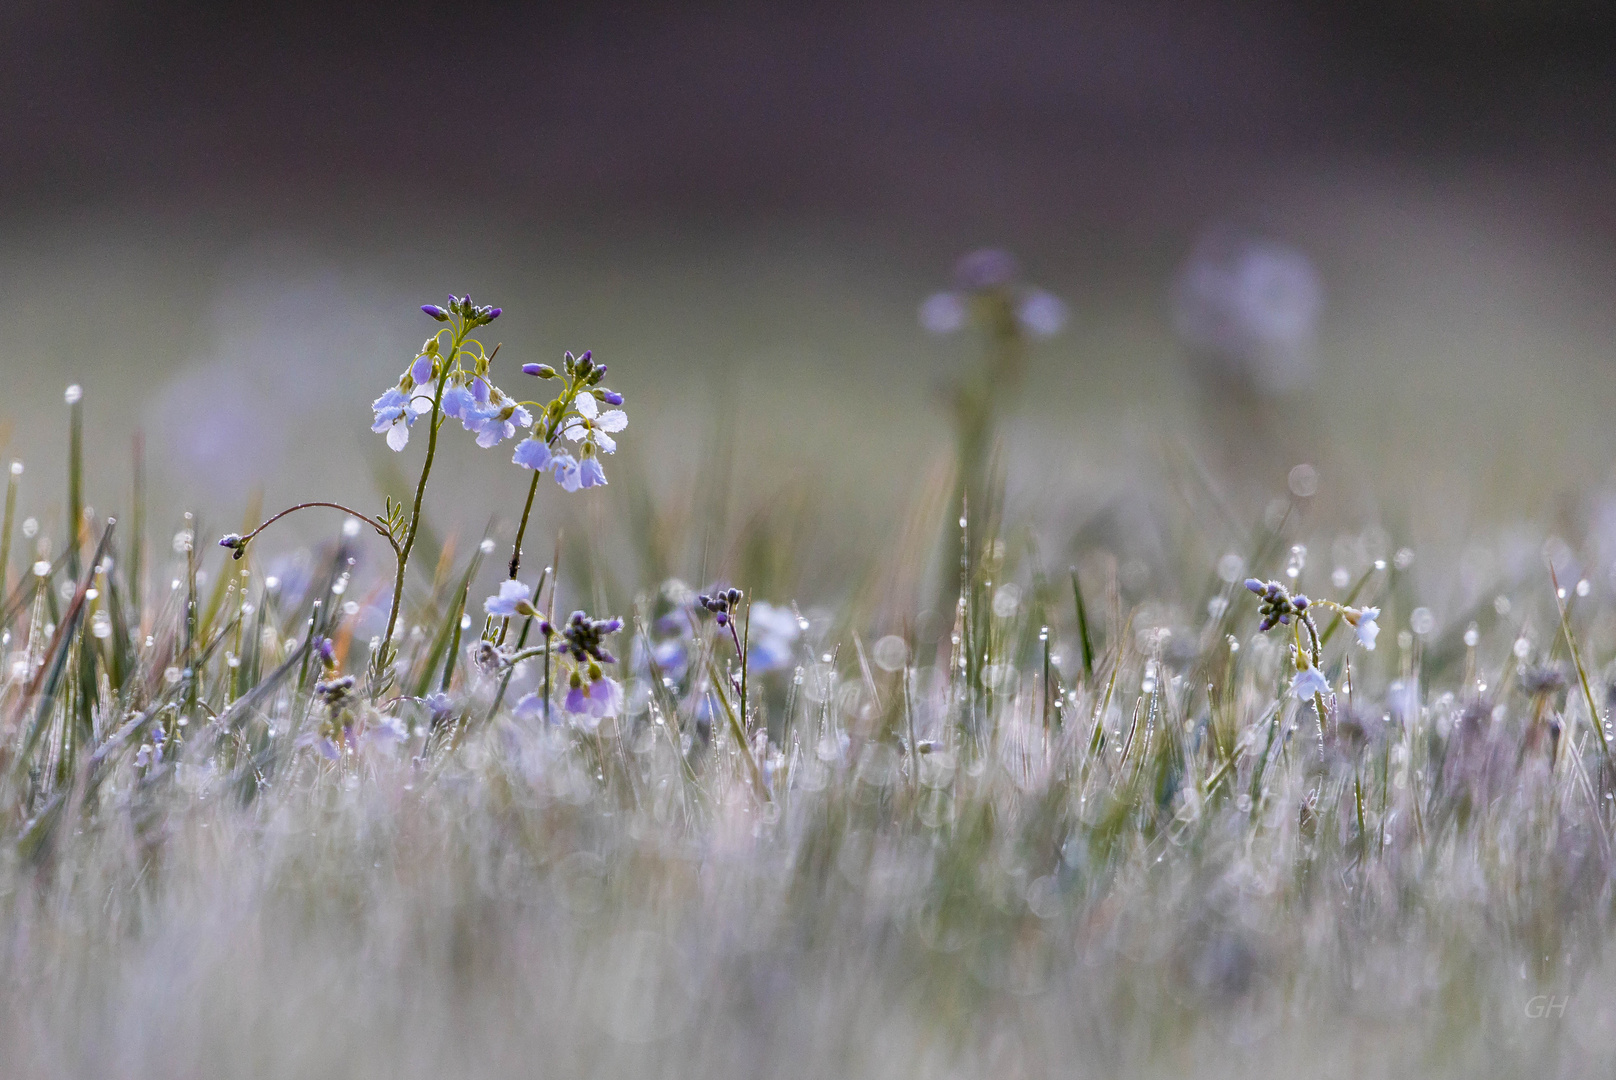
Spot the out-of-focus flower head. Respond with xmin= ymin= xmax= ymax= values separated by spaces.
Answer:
xmin=1173 ymin=233 xmax=1323 ymax=394
xmin=484 ymin=578 xmax=539 ymax=618
xmin=745 ymin=600 xmax=802 ymax=673
xmin=920 ymin=248 xmax=1068 ymax=341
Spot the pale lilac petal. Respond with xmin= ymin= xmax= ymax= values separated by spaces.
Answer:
xmin=920 ymin=292 xmax=967 ymax=335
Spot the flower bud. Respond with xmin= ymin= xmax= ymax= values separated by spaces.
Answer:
xmin=523 ymin=363 xmax=557 ymax=378
xmin=601 ymin=390 xmax=624 ymax=406
xmin=1244 ymin=578 xmax=1264 ymax=594
xmin=422 ymin=304 xmax=449 ymax=321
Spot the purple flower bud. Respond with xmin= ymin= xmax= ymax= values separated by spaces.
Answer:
xmin=715 ymin=611 xmax=728 ymax=626
xmin=521 ymin=363 xmax=545 ymax=377
xmin=219 ymin=533 xmax=242 ymax=549
xmin=1244 ymin=578 xmax=1264 ymax=594
xmin=602 ymin=390 xmax=623 ymax=406
xmin=422 ymin=304 xmax=449 ymax=321
xmin=538 ymin=620 xmax=552 ymax=636
xmin=1278 ymin=613 xmax=1290 ymax=624
xmin=597 ymin=650 xmax=617 ymax=665
xmin=315 ymin=637 xmax=336 ymax=664
xmin=1258 ymin=618 xmax=1273 ymax=632
xmin=486 ymin=307 xmax=501 ymax=321
xmin=1293 ymin=595 xmax=1309 ymax=611
xmin=603 ymin=618 xmax=622 ymax=633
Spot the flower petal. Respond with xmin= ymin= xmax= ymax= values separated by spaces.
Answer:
xmin=574 ymin=393 xmax=598 ymax=419
xmin=596 ymin=409 xmax=627 ymax=432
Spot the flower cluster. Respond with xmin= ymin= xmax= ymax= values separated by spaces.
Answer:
xmin=1243 ymin=577 xmax=1381 ymax=703
xmin=298 ymin=637 xmax=404 ymax=759
xmin=371 ymin=353 xmax=439 ymax=451
xmin=371 ymin=294 xmax=522 ymax=453
xmin=919 ymin=248 xmax=1067 ymax=340
xmin=422 ymin=295 xmax=501 ymax=327
xmin=697 ymin=588 xmax=745 ymax=627
xmin=508 ymin=609 xmax=625 ymax=724
xmin=1245 ymin=578 xmax=1308 ymax=632
xmin=1173 ymin=234 xmax=1322 ymax=394
xmin=557 ymin=609 xmax=624 ymax=666
xmin=511 ymin=350 xmax=627 ymax=491
xmin=1244 ymin=578 xmax=1378 ymax=651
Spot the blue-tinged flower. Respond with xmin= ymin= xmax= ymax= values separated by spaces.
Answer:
xmin=512 ymin=692 xmax=545 ymax=722
xmin=562 ymin=674 xmax=622 ymax=719
xmin=484 ymin=578 xmax=536 ymax=618
xmin=1347 ymin=607 xmax=1380 ymax=651
xmin=551 ymin=453 xmax=581 ymax=491
xmin=587 ymin=675 xmax=623 ymax=716
xmin=419 ymin=692 xmax=455 ymax=725
xmin=371 ymin=387 xmax=416 ymax=451
xmin=440 ymin=382 xmax=475 ymax=421
xmin=565 ymin=681 xmax=589 ymax=715
xmin=469 ymin=398 xmax=532 ymax=448
xmin=563 ymin=393 xmax=627 ymax=455
xmin=513 ymin=437 xmax=553 ymax=471
xmin=920 ymin=292 xmax=967 ymax=335
xmin=746 ymin=600 xmax=801 ymax=673
xmin=409 ymin=355 xmax=434 ymax=386
xmin=652 ymin=637 xmax=689 ymax=674
xmin=578 ymin=457 xmax=607 ymax=488
xmin=1016 ymin=289 xmax=1067 ymax=339
xmin=1292 ymin=663 xmax=1331 ymax=700
xmin=362 ymin=712 xmax=408 ymax=747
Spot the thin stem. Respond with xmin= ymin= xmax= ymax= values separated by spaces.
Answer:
xmin=506 ymin=469 xmax=542 ymax=582
xmin=378 ymin=335 xmax=461 ymax=691
xmin=239 ymin=503 xmax=399 ymax=555
xmin=501 ymin=641 xmax=553 ymax=666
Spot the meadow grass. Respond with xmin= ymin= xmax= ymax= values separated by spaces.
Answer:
xmin=1 ymin=286 xmax=1614 ymax=1079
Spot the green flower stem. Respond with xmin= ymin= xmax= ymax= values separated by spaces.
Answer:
xmin=495 ymin=471 xmax=543 ymax=648
xmin=376 ymin=330 xmax=463 ymax=693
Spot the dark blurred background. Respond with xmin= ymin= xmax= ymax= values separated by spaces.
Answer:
xmin=4 ymin=0 xmax=1616 ymax=578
